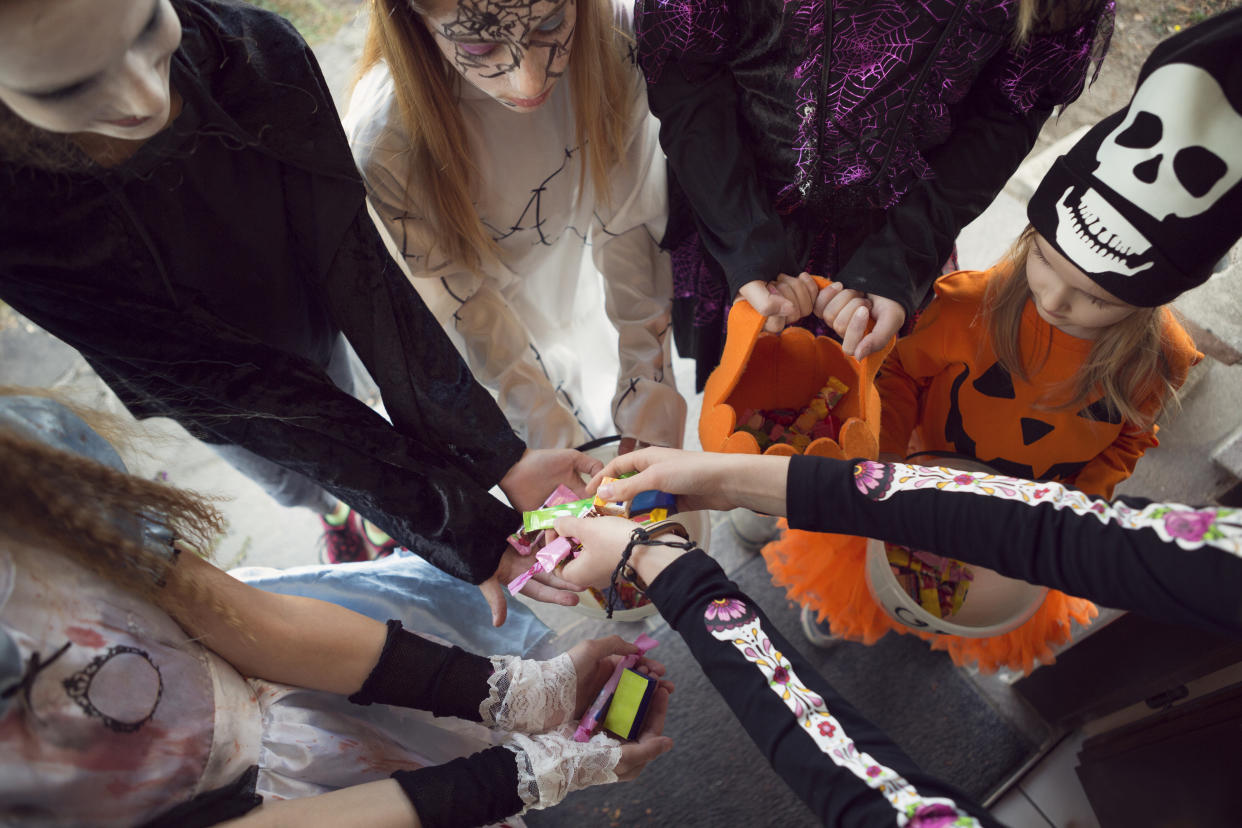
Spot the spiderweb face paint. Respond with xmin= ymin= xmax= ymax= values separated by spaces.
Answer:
xmin=424 ymin=0 xmax=575 ymax=111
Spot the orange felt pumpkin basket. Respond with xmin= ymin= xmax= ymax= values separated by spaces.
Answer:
xmin=699 ymin=279 xmax=894 ymax=460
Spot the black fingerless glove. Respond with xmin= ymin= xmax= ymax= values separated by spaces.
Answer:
xmin=392 ymin=745 xmax=523 ymax=828
xmin=348 ymin=620 xmax=492 ymax=721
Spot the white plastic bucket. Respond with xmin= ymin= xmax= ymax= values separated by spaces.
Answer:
xmin=864 ymin=539 xmax=1045 ymax=637
xmin=862 ymin=455 xmax=1046 ymax=637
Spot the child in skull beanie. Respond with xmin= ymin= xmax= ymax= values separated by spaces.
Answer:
xmin=772 ymin=10 xmax=1242 ymax=673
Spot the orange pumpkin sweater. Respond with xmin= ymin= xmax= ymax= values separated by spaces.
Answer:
xmin=877 ymin=269 xmax=1199 ymax=500
xmin=763 ymin=268 xmax=1200 ymax=674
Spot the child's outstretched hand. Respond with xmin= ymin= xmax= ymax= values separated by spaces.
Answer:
xmin=814 ymin=282 xmax=906 ymax=360
xmin=567 ymin=634 xmax=673 ymax=719
xmin=583 ymin=447 xmax=791 ymax=517
xmin=503 ymin=691 xmax=673 ymax=810
xmin=556 ymin=515 xmax=642 ymax=590
xmin=557 ymin=510 xmax=711 ymax=593
xmin=738 ymin=273 xmax=819 ymax=333
xmin=498 ymin=448 xmax=603 ymax=512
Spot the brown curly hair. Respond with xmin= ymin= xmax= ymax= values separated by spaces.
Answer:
xmin=0 ymin=393 xmax=238 ymax=625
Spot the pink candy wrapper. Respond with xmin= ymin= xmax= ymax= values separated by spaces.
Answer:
xmin=507 ymin=532 xmax=534 ymax=557
xmin=542 ymin=484 xmax=581 ymax=508
xmin=507 ymin=536 xmax=577 ymax=596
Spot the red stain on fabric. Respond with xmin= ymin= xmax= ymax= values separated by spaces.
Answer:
xmin=105 ymin=774 xmax=166 ymax=798
xmin=360 ymin=755 xmax=422 ymax=774
xmin=65 ymin=627 xmax=106 ymax=648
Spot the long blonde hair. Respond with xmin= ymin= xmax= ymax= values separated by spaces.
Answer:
xmin=983 ymin=226 xmax=1182 ymax=427
xmin=1013 ymin=0 xmax=1045 ymax=42
xmin=355 ymin=0 xmax=633 ymax=271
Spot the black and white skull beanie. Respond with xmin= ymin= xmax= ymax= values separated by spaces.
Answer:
xmin=1028 ymin=5 xmax=1242 ymax=307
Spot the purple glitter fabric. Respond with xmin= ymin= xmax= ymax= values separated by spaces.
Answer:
xmin=639 ymin=0 xmax=1113 ymax=352
xmin=639 ymin=0 xmax=1112 ymax=213
xmin=669 ymin=232 xmax=726 ymax=326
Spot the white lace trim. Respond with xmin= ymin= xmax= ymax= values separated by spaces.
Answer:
xmin=481 ymin=653 xmax=577 ymax=733
xmin=506 ymin=727 xmax=621 ymax=812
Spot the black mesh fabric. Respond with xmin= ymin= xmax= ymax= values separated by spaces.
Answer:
xmin=392 ymin=745 xmax=523 ymax=828
xmin=348 ymin=620 xmax=492 ymax=721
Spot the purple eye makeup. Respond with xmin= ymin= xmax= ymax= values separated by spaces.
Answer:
xmin=459 ymin=41 xmax=498 ymax=56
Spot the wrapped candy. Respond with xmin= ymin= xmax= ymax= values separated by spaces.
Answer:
xmin=508 ymin=536 xmax=580 ymax=595
xmin=510 ymin=478 xmax=678 ymax=609
xmin=586 ymin=580 xmax=651 ymax=611
xmin=522 ymin=497 xmax=594 ymax=533
xmin=885 ymin=542 xmax=974 ymax=618
xmin=820 ymin=377 xmax=849 ymax=408
xmin=735 ymin=376 xmax=851 ymax=453
xmin=629 ymin=490 xmax=676 ymax=514
xmin=601 ymin=668 xmax=659 ymax=741
xmin=593 ymin=477 xmax=630 ymax=517
xmin=507 ymin=532 xmax=534 ymax=557
xmin=542 ymin=484 xmax=583 ymax=507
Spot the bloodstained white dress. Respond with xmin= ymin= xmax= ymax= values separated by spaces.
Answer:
xmin=0 ymin=543 xmax=504 ymax=826
xmin=0 ymin=398 xmax=525 ymax=826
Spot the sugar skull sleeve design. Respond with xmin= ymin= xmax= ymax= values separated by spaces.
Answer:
xmin=704 ymin=598 xmax=981 ymax=827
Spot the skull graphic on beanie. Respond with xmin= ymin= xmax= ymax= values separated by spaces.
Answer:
xmin=1028 ymin=7 xmax=1242 ymax=307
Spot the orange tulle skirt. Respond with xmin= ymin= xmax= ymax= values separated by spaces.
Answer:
xmin=762 ymin=522 xmax=1098 ymax=675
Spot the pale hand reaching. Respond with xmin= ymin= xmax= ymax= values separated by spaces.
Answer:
xmin=737 ymin=272 xmax=819 ymax=333
xmin=813 ymin=282 xmax=905 ymax=360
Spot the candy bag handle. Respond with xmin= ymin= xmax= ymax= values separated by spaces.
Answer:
xmin=704 ymin=276 xmax=837 ymax=410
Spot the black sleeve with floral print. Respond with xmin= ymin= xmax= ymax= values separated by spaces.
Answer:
xmin=786 ymin=455 xmax=1242 ymax=636
xmin=646 ymin=550 xmax=999 ymax=826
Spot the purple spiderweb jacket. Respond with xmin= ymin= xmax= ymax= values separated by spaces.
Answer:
xmin=636 ymin=0 xmax=1113 ymax=385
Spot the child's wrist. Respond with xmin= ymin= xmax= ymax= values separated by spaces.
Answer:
xmin=631 ymin=539 xmax=690 ymax=587
xmin=723 ymin=455 xmax=789 ymax=516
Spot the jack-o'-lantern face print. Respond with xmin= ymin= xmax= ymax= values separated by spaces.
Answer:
xmin=942 ymin=360 xmax=1123 ymax=482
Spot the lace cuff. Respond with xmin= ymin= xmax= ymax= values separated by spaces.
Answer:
xmin=480 ymin=653 xmax=577 ymax=733
xmin=505 ymin=727 xmax=622 ymax=812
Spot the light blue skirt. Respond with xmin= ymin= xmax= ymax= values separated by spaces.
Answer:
xmin=231 ymin=550 xmax=553 ymax=658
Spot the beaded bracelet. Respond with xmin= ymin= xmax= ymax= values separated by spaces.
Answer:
xmin=606 ymin=520 xmax=698 ymax=619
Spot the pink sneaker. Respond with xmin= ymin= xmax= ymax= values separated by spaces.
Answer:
xmin=319 ymin=508 xmax=369 ymax=564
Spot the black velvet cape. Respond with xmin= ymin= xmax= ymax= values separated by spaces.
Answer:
xmin=0 ymin=0 xmax=525 ymax=584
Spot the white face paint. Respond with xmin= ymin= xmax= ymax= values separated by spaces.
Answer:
xmin=423 ymin=0 xmax=576 ymax=113
xmin=0 ymin=0 xmax=182 ymax=143
xmin=1053 ymin=62 xmax=1242 ymax=278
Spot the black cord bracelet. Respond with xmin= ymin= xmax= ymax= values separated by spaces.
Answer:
xmin=606 ymin=520 xmax=698 ymax=619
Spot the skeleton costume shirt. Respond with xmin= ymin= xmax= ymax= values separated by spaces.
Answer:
xmin=346 ymin=0 xmax=685 ymax=450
